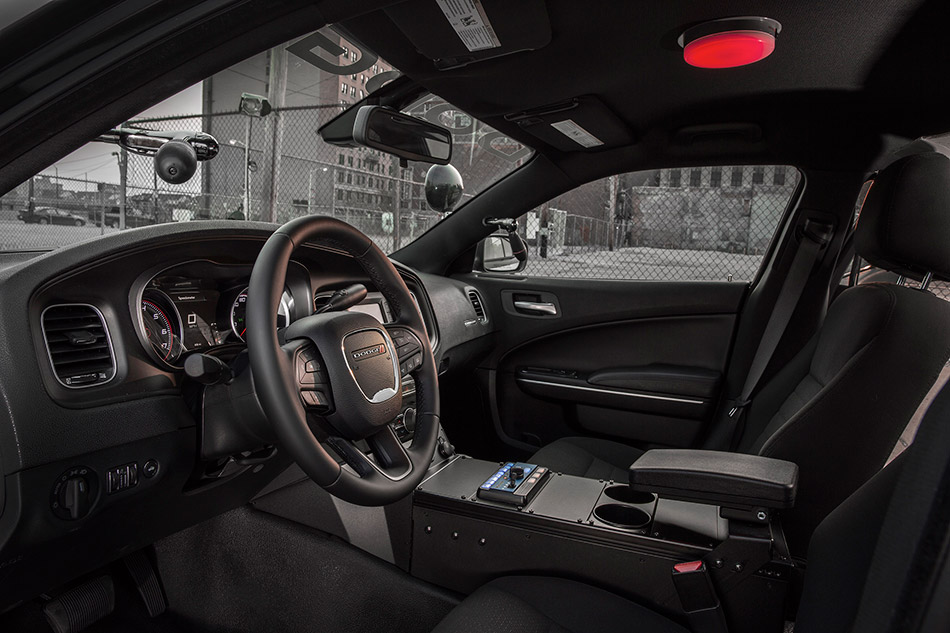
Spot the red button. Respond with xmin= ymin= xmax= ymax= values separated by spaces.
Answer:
xmin=673 ymin=561 xmax=705 ymax=573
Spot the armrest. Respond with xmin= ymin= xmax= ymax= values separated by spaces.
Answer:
xmin=628 ymin=449 xmax=798 ymax=509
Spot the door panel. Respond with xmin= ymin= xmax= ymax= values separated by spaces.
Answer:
xmin=466 ymin=275 xmax=746 ymax=452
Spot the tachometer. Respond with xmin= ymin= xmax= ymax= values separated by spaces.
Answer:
xmin=141 ymin=289 xmax=183 ymax=363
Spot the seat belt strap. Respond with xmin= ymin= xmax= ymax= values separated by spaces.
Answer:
xmin=722 ymin=219 xmax=834 ymax=449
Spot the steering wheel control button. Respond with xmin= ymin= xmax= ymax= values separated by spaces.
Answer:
xmin=400 ymin=353 xmax=422 ymax=375
xmin=106 ymin=462 xmax=139 ymax=494
xmin=388 ymin=327 xmax=425 ymax=376
xmin=142 ymin=459 xmax=160 ymax=478
xmin=301 ymin=390 xmax=329 ymax=408
xmin=50 ymin=466 xmax=99 ymax=520
xmin=296 ymin=347 xmax=328 ymax=387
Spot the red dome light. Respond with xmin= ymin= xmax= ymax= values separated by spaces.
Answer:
xmin=684 ymin=31 xmax=775 ymax=68
xmin=678 ymin=17 xmax=781 ymax=69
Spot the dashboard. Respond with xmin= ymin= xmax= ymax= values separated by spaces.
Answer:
xmin=0 ymin=221 xmax=491 ymax=610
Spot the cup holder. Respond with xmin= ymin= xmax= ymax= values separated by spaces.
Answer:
xmin=593 ymin=503 xmax=651 ymax=529
xmin=603 ymin=485 xmax=656 ymax=505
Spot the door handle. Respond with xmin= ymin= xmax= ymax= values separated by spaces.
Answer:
xmin=513 ymin=300 xmax=558 ymax=315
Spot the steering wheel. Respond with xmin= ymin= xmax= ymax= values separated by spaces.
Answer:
xmin=246 ymin=216 xmax=439 ymax=506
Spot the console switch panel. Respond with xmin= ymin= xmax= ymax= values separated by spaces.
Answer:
xmin=476 ymin=462 xmax=551 ymax=506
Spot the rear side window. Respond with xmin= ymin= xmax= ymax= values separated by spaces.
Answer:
xmin=516 ymin=165 xmax=800 ymax=281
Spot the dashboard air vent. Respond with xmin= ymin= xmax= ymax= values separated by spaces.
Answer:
xmin=467 ymin=290 xmax=488 ymax=324
xmin=41 ymin=304 xmax=116 ymax=388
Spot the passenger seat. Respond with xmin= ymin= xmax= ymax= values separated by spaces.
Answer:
xmin=532 ymin=151 xmax=950 ymax=549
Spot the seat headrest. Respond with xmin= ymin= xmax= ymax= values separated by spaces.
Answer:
xmin=855 ymin=152 xmax=950 ymax=280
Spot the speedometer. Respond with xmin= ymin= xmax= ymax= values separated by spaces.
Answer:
xmin=230 ymin=287 xmax=294 ymax=342
xmin=230 ymin=290 xmax=248 ymax=341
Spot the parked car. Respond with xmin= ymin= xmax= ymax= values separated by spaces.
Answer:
xmin=92 ymin=207 xmax=158 ymax=228
xmin=17 ymin=206 xmax=86 ymax=226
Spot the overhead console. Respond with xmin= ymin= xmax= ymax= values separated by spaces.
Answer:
xmin=382 ymin=0 xmax=551 ymax=70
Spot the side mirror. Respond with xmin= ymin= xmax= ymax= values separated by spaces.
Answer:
xmin=352 ymin=106 xmax=452 ymax=164
xmin=475 ymin=230 xmax=528 ymax=273
xmin=425 ymin=164 xmax=464 ymax=214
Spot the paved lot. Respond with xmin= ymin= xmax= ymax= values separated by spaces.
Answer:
xmin=0 ymin=220 xmax=117 ymax=251
xmin=523 ymin=246 xmax=763 ymax=281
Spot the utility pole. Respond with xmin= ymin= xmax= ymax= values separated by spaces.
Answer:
xmin=201 ymin=76 xmax=214 ymax=220
xmin=243 ymin=117 xmax=251 ymax=218
xmin=152 ymin=168 xmax=159 ymax=220
xmin=117 ymin=149 xmax=128 ymax=230
xmin=393 ymin=166 xmax=402 ymax=252
xmin=28 ymin=177 xmax=35 ymax=214
xmin=265 ymin=45 xmax=288 ymax=223
xmin=607 ymin=175 xmax=619 ymax=251
xmin=539 ymin=206 xmax=549 ymax=259
xmin=469 ymin=118 xmax=477 ymax=166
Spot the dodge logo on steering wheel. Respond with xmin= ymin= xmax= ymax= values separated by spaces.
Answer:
xmin=351 ymin=344 xmax=386 ymax=361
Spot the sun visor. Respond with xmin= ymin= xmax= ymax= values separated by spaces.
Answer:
xmin=504 ymin=96 xmax=636 ymax=152
xmin=385 ymin=0 xmax=550 ymax=70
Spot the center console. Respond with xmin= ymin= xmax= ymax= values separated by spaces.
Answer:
xmin=411 ymin=450 xmax=799 ymax=633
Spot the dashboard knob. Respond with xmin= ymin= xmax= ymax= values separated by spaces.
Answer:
xmin=402 ymin=408 xmax=416 ymax=434
xmin=50 ymin=467 xmax=98 ymax=521
xmin=62 ymin=476 xmax=90 ymax=519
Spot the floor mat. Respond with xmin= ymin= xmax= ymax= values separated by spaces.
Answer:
xmin=153 ymin=505 xmax=459 ymax=633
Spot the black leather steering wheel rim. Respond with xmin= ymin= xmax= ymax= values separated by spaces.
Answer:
xmin=246 ymin=216 xmax=440 ymax=506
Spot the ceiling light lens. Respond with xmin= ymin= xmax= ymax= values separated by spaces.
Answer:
xmin=683 ymin=30 xmax=775 ymax=69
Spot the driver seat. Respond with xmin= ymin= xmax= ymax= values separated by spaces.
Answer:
xmin=531 ymin=151 xmax=950 ymax=550
xmin=432 ymin=379 xmax=950 ymax=633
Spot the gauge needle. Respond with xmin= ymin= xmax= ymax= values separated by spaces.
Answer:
xmin=240 ymin=328 xmax=246 ymax=337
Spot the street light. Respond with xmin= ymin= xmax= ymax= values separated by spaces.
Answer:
xmin=307 ymin=165 xmax=331 ymax=215
xmin=237 ymin=93 xmax=272 ymax=220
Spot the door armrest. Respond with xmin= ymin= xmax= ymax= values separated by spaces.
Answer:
xmin=628 ymin=449 xmax=798 ymax=509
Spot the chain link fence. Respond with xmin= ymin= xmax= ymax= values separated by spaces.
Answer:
xmin=123 ymin=106 xmax=446 ymax=254
xmin=0 ymin=98 xmax=527 ymax=253
xmin=516 ymin=166 xmax=802 ymax=282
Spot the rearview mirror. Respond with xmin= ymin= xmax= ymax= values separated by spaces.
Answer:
xmin=353 ymin=106 xmax=452 ymax=164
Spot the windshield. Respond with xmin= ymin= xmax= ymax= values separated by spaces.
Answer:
xmin=0 ymin=26 xmax=531 ymax=253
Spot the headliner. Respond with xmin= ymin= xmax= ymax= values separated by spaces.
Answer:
xmin=0 ymin=0 xmax=947 ymax=196
xmin=340 ymin=0 xmax=950 ymax=171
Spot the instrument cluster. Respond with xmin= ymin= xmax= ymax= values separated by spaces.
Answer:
xmin=134 ymin=262 xmax=294 ymax=368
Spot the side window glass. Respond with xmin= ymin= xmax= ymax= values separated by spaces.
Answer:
xmin=515 ymin=165 xmax=801 ymax=281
